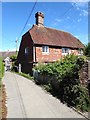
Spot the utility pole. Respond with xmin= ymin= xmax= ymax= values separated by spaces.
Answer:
xmin=15 ymin=38 xmax=18 ymax=54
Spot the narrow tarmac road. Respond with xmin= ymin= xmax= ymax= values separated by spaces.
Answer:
xmin=3 ymin=72 xmax=86 ymax=118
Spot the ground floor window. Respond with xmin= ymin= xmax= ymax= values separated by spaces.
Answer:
xmin=78 ymin=49 xmax=83 ymax=55
xmin=62 ymin=48 xmax=69 ymax=53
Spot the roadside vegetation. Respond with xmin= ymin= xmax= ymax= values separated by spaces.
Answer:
xmin=11 ymin=44 xmax=90 ymax=112
xmin=84 ymin=42 xmax=90 ymax=60
xmin=33 ymin=54 xmax=90 ymax=112
xmin=10 ymin=54 xmax=34 ymax=80
xmin=0 ymin=57 xmax=7 ymax=119
xmin=0 ymin=57 xmax=4 ymax=88
xmin=17 ymin=72 xmax=34 ymax=80
xmin=10 ymin=54 xmax=18 ymax=72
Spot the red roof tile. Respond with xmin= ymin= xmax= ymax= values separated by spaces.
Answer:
xmin=29 ymin=25 xmax=84 ymax=49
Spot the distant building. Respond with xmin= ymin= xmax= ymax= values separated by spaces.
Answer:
xmin=17 ymin=12 xmax=84 ymax=74
xmin=0 ymin=51 xmax=16 ymax=59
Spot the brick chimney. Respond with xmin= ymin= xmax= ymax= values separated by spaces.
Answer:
xmin=35 ymin=12 xmax=44 ymax=27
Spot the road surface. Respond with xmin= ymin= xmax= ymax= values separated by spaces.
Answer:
xmin=3 ymin=72 xmax=86 ymax=118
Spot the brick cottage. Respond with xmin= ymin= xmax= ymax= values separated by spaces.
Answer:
xmin=17 ymin=12 xmax=84 ymax=74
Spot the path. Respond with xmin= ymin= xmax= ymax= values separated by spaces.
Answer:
xmin=3 ymin=72 xmax=86 ymax=118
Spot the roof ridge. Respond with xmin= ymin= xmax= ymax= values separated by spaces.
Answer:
xmin=28 ymin=24 xmax=84 ymax=49
xmin=45 ymin=26 xmax=71 ymax=34
xmin=29 ymin=25 xmax=73 ymax=37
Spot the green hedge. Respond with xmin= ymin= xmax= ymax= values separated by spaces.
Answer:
xmin=84 ymin=42 xmax=90 ymax=57
xmin=0 ymin=57 xmax=4 ymax=88
xmin=0 ymin=57 xmax=4 ymax=78
xmin=34 ymin=54 xmax=90 ymax=112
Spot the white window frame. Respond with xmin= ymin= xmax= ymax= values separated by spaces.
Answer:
xmin=78 ymin=49 xmax=83 ymax=55
xmin=62 ymin=47 xmax=69 ymax=55
xmin=42 ymin=46 xmax=49 ymax=53
xmin=25 ymin=47 xmax=29 ymax=55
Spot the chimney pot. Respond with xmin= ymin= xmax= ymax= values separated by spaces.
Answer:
xmin=35 ymin=12 xmax=44 ymax=27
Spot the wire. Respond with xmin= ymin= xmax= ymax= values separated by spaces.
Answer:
xmin=59 ymin=2 xmax=76 ymax=19
xmin=18 ymin=0 xmax=38 ymax=41
xmin=2 ymin=0 xmax=38 ymax=51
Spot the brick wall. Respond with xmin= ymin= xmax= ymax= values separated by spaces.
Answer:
xmin=35 ymin=46 xmax=79 ymax=62
xmin=36 ymin=47 xmax=62 ymax=62
xmin=70 ymin=49 xmax=78 ymax=55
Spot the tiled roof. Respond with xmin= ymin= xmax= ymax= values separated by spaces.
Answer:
xmin=29 ymin=25 xmax=84 ymax=49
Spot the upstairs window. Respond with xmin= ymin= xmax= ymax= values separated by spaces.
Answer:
xmin=62 ymin=48 xmax=69 ymax=53
xmin=25 ymin=47 xmax=29 ymax=55
xmin=42 ymin=46 xmax=49 ymax=53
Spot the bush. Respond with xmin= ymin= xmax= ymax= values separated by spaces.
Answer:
xmin=0 ymin=57 xmax=4 ymax=88
xmin=0 ymin=57 xmax=4 ymax=78
xmin=34 ymin=54 xmax=90 ymax=112
xmin=10 ymin=54 xmax=18 ymax=62
xmin=84 ymin=42 xmax=90 ymax=57
xmin=10 ymin=54 xmax=18 ymax=72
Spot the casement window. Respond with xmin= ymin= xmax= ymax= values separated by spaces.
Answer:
xmin=62 ymin=48 xmax=69 ymax=53
xmin=25 ymin=47 xmax=29 ymax=54
xmin=78 ymin=49 xmax=83 ymax=55
xmin=42 ymin=46 xmax=49 ymax=53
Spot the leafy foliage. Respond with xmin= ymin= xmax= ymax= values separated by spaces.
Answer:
xmin=10 ymin=54 xmax=18 ymax=62
xmin=10 ymin=54 xmax=18 ymax=72
xmin=0 ymin=57 xmax=4 ymax=88
xmin=0 ymin=57 xmax=4 ymax=79
xmin=84 ymin=42 xmax=90 ymax=57
xmin=18 ymin=72 xmax=34 ymax=80
xmin=34 ymin=54 xmax=90 ymax=112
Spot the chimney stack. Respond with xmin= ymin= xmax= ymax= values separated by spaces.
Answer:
xmin=35 ymin=12 xmax=44 ymax=27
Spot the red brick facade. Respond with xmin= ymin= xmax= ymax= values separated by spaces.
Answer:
xmin=36 ymin=46 xmax=62 ymax=62
xmin=35 ymin=46 xmax=79 ymax=63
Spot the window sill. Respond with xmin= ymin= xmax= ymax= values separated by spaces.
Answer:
xmin=62 ymin=53 xmax=68 ymax=55
xmin=42 ymin=52 xmax=49 ymax=55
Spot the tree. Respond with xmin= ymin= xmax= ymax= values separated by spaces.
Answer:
xmin=84 ymin=42 xmax=90 ymax=57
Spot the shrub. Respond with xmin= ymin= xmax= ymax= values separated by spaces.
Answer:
xmin=0 ymin=57 xmax=4 ymax=78
xmin=10 ymin=54 xmax=18 ymax=62
xmin=84 ymin=42 xmax=90 ymax=57
xmin=34 ymin=54 xmax=90 ymax=112
xmin=0 ymin=57 xmax=4 ymax=88
xmin=10 ymin=54 xmax=18 ymax=72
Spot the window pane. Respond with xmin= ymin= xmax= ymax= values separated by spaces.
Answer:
xmin=25 ymin=47 xmax=29 ymax=54
xmin=42 ymin=46 xmax=49 ymax=53
xmin=62 ymin=48 xmax=65 ymax=53
xmin=62 ymin=48 xmax=69 ymax=53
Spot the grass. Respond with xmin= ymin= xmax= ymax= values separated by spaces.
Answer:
xmin=17 ymin=72 xmax=34 ymax=81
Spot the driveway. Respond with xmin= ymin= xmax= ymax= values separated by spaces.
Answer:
xmin=3 ymin=72 xmax=86 ymax=118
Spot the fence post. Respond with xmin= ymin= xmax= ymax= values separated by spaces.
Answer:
xmin=19 ymin=64 xmax=21 ymax=73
